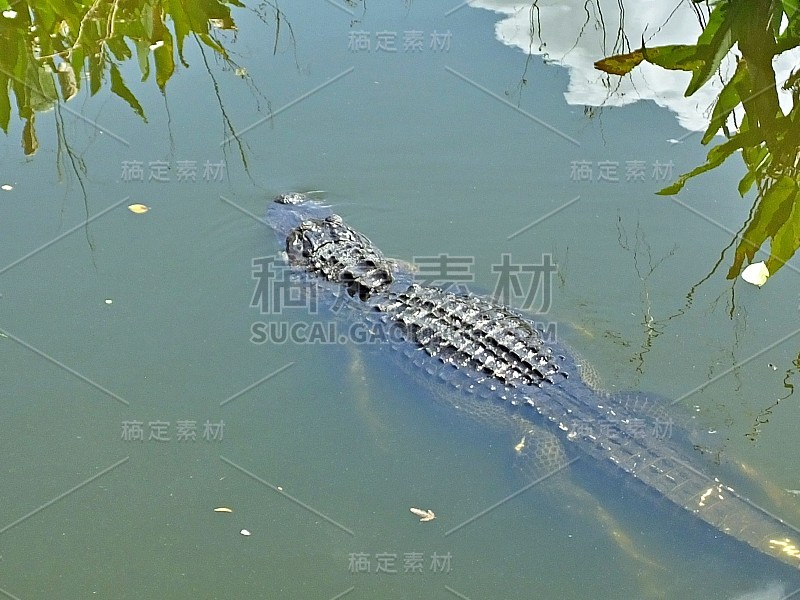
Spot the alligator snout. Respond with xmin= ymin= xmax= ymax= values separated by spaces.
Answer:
xmin=274 ymin=192 xmax=308 ymax=205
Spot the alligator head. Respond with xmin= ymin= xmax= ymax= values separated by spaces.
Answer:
xmin=268 ymin=193 xmax=394 ymax=301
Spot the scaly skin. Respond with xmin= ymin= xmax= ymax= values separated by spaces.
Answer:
xmin=267 ymin=193 xmax=800 ymax=572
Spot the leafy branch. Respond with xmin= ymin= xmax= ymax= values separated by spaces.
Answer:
xmin=0 ymin=0 xmax=242 ymax=153
xmin=595 ymin=0 xmax=800 ymax=282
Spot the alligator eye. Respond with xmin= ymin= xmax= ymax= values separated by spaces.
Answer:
xmin=357 ymin=284 xmax=371 ymax=302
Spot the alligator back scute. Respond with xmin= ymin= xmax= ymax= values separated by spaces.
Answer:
xmin=373 ymin=284 xmax=565 ymax=391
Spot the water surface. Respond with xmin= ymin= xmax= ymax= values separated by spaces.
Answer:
xmin=1 ymin=1 xmax=799 ymax=598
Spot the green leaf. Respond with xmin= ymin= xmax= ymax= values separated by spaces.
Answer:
xmin=166 ymin=0 xmax=192 ymax=66
xmin=741 ymin=143 xmax=769 ymax=174
xmin=141 ymin=2 xmax=154 ymax=40
xmin=657 ymin=130 xmax=760 ymax=195
xmin=153 ymin=33 xmax=174 ymax=90
xmin=110 ymin=62 xmax=147 ymax=121
xmin=737 ymin=170 xmax=756 ymax=197
xmin=736 ymin=143 xmax=768 ymax=197
xmin=107 ymin=36 xmax=132 ymax=62
xmin=0 ymin=29 xmax=15 ymax=131
xmin=199 ymin=0 xmax=233 ymax=20
xmin=728 ymin=176 xmax=798 ymax=278
xmin=0 ymin=75 xmax=10 ymax=133
xmin=198 ymin=32 xmax=227 ymax=58
xmin=69 ymin=46 xmax=85 ymax=95
xmin=685 ymin=2 xmax=734 ymax=96
xmin=26 ymin=63 xmax=58 ymax=112
xmin=44 ymin=0 xmax=78 ymax=33
xmin=134 ymin=39 xmax=151 ymax=82
xmin=695 ymin=1 xmax=729 ymax=47
xmin=767 ymin=186 xmax=800 ymax=275
xmin=701 ymin=58 xmax=746 ymax=144
xmin=89 ymin=52 xmax=103 ymax=96
xmin=11 ymin=35 xmax=31 ymax=119
xmin=776 ymin=7 xmax=800 ymax=51
xmin=641 ymin=44 xmax=704 ymax=71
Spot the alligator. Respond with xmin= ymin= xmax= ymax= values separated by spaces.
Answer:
xmin=266 ymin=192 xmax=800 ymax=572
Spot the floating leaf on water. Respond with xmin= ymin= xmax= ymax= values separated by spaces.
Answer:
xmin=128 ymin=203 xmax=150 ymax=214
xmin=410 ymin=507 xmax=436 ymax=522
xmin=741 ymin=261 xmax=769 ymax=287
xmin=214 ymin=507 xmax=233 ymax=513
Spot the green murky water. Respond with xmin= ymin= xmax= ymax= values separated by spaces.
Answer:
xmin=2 ymin=2 xmax=800 ymax=598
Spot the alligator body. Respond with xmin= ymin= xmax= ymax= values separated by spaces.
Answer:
xmin=266 ymin=193 xmax=800 ymax=572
